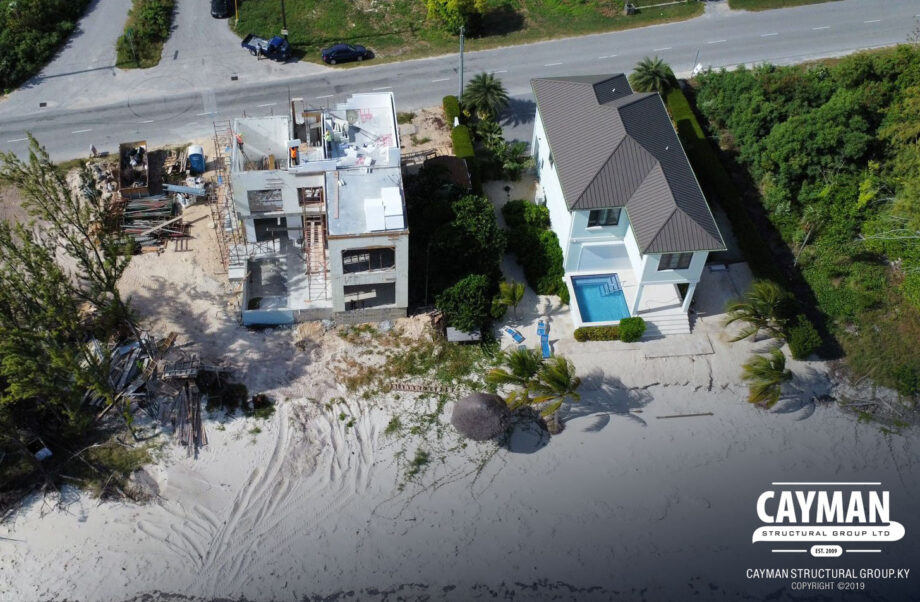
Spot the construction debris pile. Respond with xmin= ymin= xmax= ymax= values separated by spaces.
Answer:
xmin=119 ymin=144 xmax=147 ymax=191
xmin=87 ymin=331 xmax=233 ymax=457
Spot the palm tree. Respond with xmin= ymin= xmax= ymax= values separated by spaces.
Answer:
xmin=741 ymin=349 xmax=793 ymax=408
xmin=723 ymin=280 xmax=788 ymax=342
xmin=462 ymin=72 xmax=510 ymax=120
xmin=500 ymin=141 xmax=534 ymax=181
xmin=475 ymin=118 xmax=505 ymax=153
xmin=486 ymin=347 xmax=542 ymax=410
xmin=629 ymin=56 xmax=676 ymax=95
xmin=531 ymin=356 xmax=582 ymax=433
xmin=498 ymin=280 xmax=525 ymax=319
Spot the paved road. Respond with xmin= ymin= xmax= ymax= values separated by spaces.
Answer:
xmin=1 ymin=0 xmax=918 ymax=160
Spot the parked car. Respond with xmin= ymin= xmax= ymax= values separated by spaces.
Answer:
xmin=241 ymin=34 xmax=291 ymax=62
xmin=211 ymin=0 xmax=232 ymax=18
xmin=321 ymin=44 xmax=373 ymax=65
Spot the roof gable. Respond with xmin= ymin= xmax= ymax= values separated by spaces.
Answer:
xmin=531 ymin=75 xmax=725 ymax=254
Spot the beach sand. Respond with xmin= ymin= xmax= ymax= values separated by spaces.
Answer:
xmin=1 ymin=180 xmax=918 ymax=602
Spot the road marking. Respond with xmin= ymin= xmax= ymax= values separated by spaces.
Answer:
xmin=653 ymin=47 xmax=672 ymax=51
xmin=431 ymin=78 xmax=450 ymax=82
xmin=864 ymin=19 xmax=881 ymax=24
xmin=316 ymin=94 xmax=334 ymax=99
xmin=544 ymin=62 xmax=562 ymax=67
xmin=7 ymin=138 xmax=27 ymax=142
xmin=257 ymin=103 xmax=276 ymax=107
xmin=372 ymin=86 xmax=392 ymax=90
xmin=139 ymin=120 xmax=154 ymax=124
xmin=71 ymin=129 xmax=91 ymax=134
xmin=812 ymin=26 xmax=830 ymax=30
xmin=598 ymin=55 xmax=617 ymax=59
xmin=196 ymin=111 xmax=214 ymax=116
xmin=707 ymin=39 xmax=727 ymax=45
xmin=760 ymin=32 xmax=779 ymax=37
xmin=493 ymin=70 xmax=508 ymax=73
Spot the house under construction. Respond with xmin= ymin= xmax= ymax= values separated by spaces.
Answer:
xmin=215 ymin=92 xmax=409 ymax=325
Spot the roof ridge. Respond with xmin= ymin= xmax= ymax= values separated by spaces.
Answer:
xmin=573 ymin=135 xmax=628 ymax=206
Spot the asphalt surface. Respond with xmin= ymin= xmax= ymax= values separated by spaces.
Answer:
xmin=0 ymin=0 xmax=918 ymax=160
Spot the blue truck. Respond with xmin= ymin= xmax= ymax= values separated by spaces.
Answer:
xmin=241 ymin=34 xmax=291 ymax=61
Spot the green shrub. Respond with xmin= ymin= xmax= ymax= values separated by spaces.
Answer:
xmin=490 ymin=294 xmax=508 ymax=320
xmin=785 ymin=314 xmax=822 ymax=359
xmin=574 ymin=325 xmax=620 ymax=342
xmin=443 ymin=95 xmax=461 ymax=125
xmin=397 ymin=111 xmax=416 ymax=124
xmin=618 ymin=317 xmax=646 ymax=342
xmin=116 ymin=0 xmax=176 ymax=68
xmin=557 ymin=280 xmax=570 ymax=305
xmin=436 ymin=273 xmax=492 ymax=332
xmin=502 ymin=199 xmax=550 ymax=229
xmin=893 ymin=364 xmax=918 ymax=397
xmin=451 ymin=125 xmax=475 ymax=159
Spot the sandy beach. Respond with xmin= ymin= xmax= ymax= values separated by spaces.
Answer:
xmin=1 ymin=182 xmax=918 ymax=602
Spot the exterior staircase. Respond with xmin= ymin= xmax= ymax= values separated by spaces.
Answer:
xmin=640 ymin=309 xmax=691 ymax=337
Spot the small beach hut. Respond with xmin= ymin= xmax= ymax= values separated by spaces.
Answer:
xmin=451 ymin=393 xmax=511 ymax=441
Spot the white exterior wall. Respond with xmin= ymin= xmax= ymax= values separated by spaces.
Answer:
xmin=639 ymin=250 xmax=709 ymax=284
xmin=533 ymin=114 xmax=572 ymax=261
xmin=327 ymin=233 xmax=409 ymax=312
xmin=623 ymin=221 xmax=644 ymax=276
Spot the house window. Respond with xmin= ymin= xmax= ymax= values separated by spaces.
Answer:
xmin=342 ymin=247 xmax=395 ymax=273
xmin=657 ymin=253 xmax=693 ymax=271
xmin=247 ymin=189 xmax=283 ymax=212
xmin=587 ymin=208 xmax=621 ymax=227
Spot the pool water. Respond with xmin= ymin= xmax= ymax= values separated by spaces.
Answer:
xmin=571 ymin=274 xmax=630 ymax=323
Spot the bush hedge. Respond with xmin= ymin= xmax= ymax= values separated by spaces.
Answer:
xmin=443 ymin=95 xmax=461 ymax=125
xmin=785 ymin=314 xmax=822 ymax=360
xmin=573 ymin=318 xmax=646 ymax=342
xmin=451 ymin=125 xmax=475 ymax=159
xmin=619 ymin=317 xmax=647 ymax=342
xmin=116 ymin=0 xmax=176 ymax=68
xmin=502 ymin=199 xmax=550 ymax=230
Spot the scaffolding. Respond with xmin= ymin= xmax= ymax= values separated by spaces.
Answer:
xmin=210 ymin=120 xmax=246 ymax=271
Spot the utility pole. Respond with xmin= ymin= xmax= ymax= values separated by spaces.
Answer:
xmin=280 ymin=0 xmax=288 ymax=39
xmin=458 ymin=25 xmax=465 ymax=101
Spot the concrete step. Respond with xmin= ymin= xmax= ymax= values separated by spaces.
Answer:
xmin=641 ymin=312 xmax=690 ymax=337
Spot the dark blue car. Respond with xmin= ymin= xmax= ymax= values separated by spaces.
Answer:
xmin=321 ymin=44 xmax=373 ymax=65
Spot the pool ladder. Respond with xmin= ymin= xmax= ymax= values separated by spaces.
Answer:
xmin=600 ymin=275 xmax=622 ymax=297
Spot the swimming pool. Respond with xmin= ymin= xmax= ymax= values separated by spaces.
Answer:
xmin=571 ymin=274 xmax=630 ymax=323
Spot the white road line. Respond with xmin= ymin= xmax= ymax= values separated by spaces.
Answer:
xmin=544 ymin=62 xmax=562 ymax=67
xmin=493 ymin=70 xmax=508 ymax=73
xmin=372 ymin=86 xmax=392 ymax=90
xmin=316 ymin=94 xmax=334 ymax=99
xmin=7 ymin=138 xmax=27 ymax=142
xmin=598 ymin=55 xmax=617 ymax=59
xmin=71 ymin=129 xmax=91 ymax=134
xmin=257 ymin=103 xmax=276 ymax=107
xmin=139 ymin=120 xmax=154 ymax=124
xmin=707 ymin=40 xmax=727 ymax=45
xmin=653 ymin=47 xmax=672 ymax=51
xmin=812 ymin=26 xmax=830 ymax=31
xmin=196 ymin=111 xmax=214 ymax=116
xmin=431 ymin=78 xmax=450 ymax=82
xmin=760 ymin=32 xmax=778 ymax=37
xmin=864 ymin=19 xmax=881 ymax=24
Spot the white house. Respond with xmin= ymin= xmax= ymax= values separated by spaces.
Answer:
xmin=531 ymin=74 xmax=725 ymax=335
xmin=228 ymin=92 xmax=409 ymax=325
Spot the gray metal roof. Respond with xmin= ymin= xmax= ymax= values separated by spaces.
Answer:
xmin=531 ymin=75 xmax=725 ymax=254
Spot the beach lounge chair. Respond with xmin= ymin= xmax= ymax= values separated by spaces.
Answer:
xmin=537 ymin=320 xmax=546 ymax=337
xmin=540 ymin=333 xmax=552 ymax=359
xmin=502 ymin=326 xmax=525 ymax=344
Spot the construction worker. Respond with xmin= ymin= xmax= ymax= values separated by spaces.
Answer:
xmin=90 ymin=144 xmax=97 ymax=158
xmin=324 ymin=129 xmax=332 ymax=154
xmin=236 ymin=133 xmax=244 ymax=150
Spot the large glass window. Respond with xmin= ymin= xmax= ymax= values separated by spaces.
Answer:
xmin=657 ymin=252 xmax=693 ymax=271
xmin=587 ymin=208 xmax=621 ymax=227
xmin=342 ymin=247 xmax=395 ymax=273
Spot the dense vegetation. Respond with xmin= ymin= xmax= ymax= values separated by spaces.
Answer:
xmin=728 ymin=0 xmax=837 ymax=10
xmin=502 ymin=199 xmax=567 ymax=302
xmin=233 ymin=0 xmax=702 ymax=65
xmin=0 ymin=0 xmax=92 ymax=92
xmin=693 ymin=46 xmax=920 ymax=396
xmin=116 ymin=0 xmax=176 ymax=68
xmin=0 ymin=138 xmax=143 ymax=500
xmin=573 ymin=318 xmax=646 ymax=342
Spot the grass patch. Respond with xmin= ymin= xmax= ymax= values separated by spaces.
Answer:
xmin=116 ymin=0 xmax=176 ymax=68
xmin=70 ymin=441 xmax=152 ymax=499
xmin=233 ymin=1 xmax=703 ymax=67
xmin=397 ymin=111 xmax=416 ymax=124
xmin=728 ymin=0 xmax=839 ymax=10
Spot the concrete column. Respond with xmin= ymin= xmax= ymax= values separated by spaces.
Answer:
xmin=631 ymin=283 xmax=644 ymax=316
xmin=681 ymin=282 xmax=698 ymax=313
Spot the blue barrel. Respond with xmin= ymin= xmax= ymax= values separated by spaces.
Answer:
xmin=187 ymin=145 xmax=205 ymax=174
